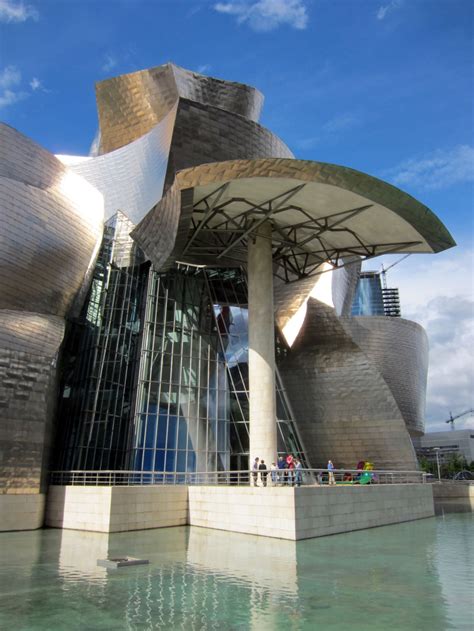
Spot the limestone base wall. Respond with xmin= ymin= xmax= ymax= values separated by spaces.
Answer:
xmin=0 ymin=493 xmax=45 ymax=531
xmin=45 ymin=486 xmax=188 ymax=532
xmin=44 ymin=484 xmax=434 ymax=539
xmin=432 ymin=482 xmax=474 ymax=512
xmin=294 ymin=484 xmax=433 ymax=539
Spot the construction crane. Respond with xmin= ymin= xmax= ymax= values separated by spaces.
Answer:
xmin=445 ymin=409 xmax=474 ymax=430
xmin=379 ymin=253 xmax=412 ymax=290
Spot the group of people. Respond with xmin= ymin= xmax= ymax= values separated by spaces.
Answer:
xmin=252 ymin=455 xmax=303 ymax=487
xmin=251 ymin=457 xmax=375 ymax=487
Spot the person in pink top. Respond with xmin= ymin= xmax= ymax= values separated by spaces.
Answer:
xmin=286 ymin=454 xmax=295 ymax=486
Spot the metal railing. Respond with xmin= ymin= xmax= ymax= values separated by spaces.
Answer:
xmin=49 ymin=468 xmax=427 ymax=487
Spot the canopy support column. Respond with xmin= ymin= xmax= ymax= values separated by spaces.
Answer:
xmin=248 ymin=222 xmax=277 ymax=478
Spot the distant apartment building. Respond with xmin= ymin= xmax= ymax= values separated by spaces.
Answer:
xmin=413 ymin=429 xmax=474 ymax=464
xmin=351 ymin=271 xmax=401 ymax=317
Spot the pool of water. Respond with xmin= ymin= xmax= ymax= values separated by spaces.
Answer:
xmin=0 ymin=514 xmax=472 ymax=630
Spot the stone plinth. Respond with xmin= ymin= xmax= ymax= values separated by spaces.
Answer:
xmin=44 ymin=484 xmax=434 ymax=539
xmin=0 ymin=493 xmax=45 ymax=531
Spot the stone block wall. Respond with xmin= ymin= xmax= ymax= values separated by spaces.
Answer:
xmin=294 ymin=484 xmax=434 ymax=540
xmin=39 ymin=484 xmax=435 ymax=538
xmin=0 ymin=493 xmax=45 ymax=531
xmin=45 ymin=485 xmax=188 ymax=533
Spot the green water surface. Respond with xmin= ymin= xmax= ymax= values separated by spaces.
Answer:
xmin=0 ymin=513 xmax=472 ymax=630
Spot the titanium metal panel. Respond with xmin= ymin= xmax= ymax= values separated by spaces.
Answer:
xmin=0 ymin=125 xmax=103 ymax=496
xmin=96 ymin=63 xmax=264 ymax=154
xmin=132 ymin=158 xmax=455 ymax=280
xmin=0 ymin=124 xmax=104 ymax=317
xmin=58 ymin=104 xmax=176 ymax=225
xmin=132 ymin=122 xmax=294 ymax=271
xmin=331 ymin=258 xmax=362 ymax=316
xmin=341 ymin=316 xmax=428 ymax=436
xmin=0 ymin=311 xmax=64 ymax=493
xmin=163 ymin=98 xmax=293 ymax=191
xmin=278 ymin=298 xmax=420 ymax=470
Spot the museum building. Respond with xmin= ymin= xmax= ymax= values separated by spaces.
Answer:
xmin=0 ymin=63 xmax=455 ymax=531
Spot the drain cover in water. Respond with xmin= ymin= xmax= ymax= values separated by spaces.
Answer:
xmin=97 ymin=557 xmax=149 ymax=569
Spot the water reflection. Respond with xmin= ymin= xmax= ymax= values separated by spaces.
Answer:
xmin=0 ymin=516 xmax=472 ymax=630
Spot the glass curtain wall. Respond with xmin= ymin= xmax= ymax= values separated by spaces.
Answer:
xmin=132 ymin=265 xmax=307 ymax=475
xmin=55 ymin=244 xmax=307 ymax=474
xmin=55 ymin=213 xmax=147 ymax=470
xmin=351 ymin=272 xmax=385 ymax=316
xmin=131 ymin=267 xmax=229 ymax=474
xmin=205 ymin=269 xmax=307 ymax=471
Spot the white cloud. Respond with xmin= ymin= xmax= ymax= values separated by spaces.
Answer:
xmin=29 ymin=76 xmax=41 ymax=90
xmin=102 ymin=54 xmax=117 ymax=73
xmin=0 ymin=0 xmax=38 ymax=23
xmin=296 ymin=112 xmax=360 ymax=149
xmin=0 ymin=88 xmax=27 ymax=107
xmin=0 ymin=66 xmax=46 ymax=108
xmin=374 ymin=248 xmax=474 ymax=431
xmin=0 ymin=65 xmax=21 ymax=89
xmin=0 ymin=65 xmax=27 ymax=108
xmin=297 ymin=135 xmax=320 ymax=149
xmin=197 ymin=64 xmax=212 ymax=74
xmin=214 ymin=0 xmax=308 ymax=32
xmin=383 ymin=145 xmax=474 ymax=191
xmin=376 ymin=0 xmax=402 ymax=21
xmin=322 ymin=112 xmax=359 ymax=134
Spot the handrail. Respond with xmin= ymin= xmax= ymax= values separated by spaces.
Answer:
xmin=49 ymin=468 xmax=427 ymax=487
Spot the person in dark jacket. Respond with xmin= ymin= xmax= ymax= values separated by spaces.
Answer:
xmin=258 ymin=460 xmax=268 ymax=487
xmin=252 ymin=457 xmax=260 ymax=486
xmin=277 ymin=455 xmax=286 ymax=485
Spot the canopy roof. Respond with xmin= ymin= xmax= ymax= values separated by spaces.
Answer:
xmin=132 ymin=158 xmax=455 ymax=282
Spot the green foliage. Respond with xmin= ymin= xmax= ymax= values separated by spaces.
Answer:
xmin=418 ymin=453 xmax=470 ymax=479
xmin=418 ymin=457 xmax=436 ymax=475
xmin=440 ymin=453 xmax=468 ymax=478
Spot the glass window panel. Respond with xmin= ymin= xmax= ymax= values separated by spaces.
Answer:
xmin=177 ymin=418 xmax=188 ymax=450
xmin=276 ymin=391 xmax=290 ymax=420
xmin=167 ymin=416 xmax=178 ymax=450
xmin=229 ymin=422 xmax=242 ymax=453
xmin=133 ymin=449 xmax=144 ymax=470
xmin=135 ymin=414 xmax=146 ymax=448
xmin=187 ymin=450 xmax=196 ymax=472
xmin=236 ymin=423 xmax=249 ymax=451
xmin=217 ymin=420 xmax=228 ymax=452
xmin=160 ymin=356 xmax=171 ymax=383
xmin=156 ymin=410 xmax=167 ymax=449
xmin=154 ymin=450 xmax=165 ymax=471
xmin=165 ymin=449 xmax=176 ymax=472
xmin=230 ymin=396 xmax=245 ymax=423
xmin=149 ymin=355 xmax=162 ymax=383
xmin=144 ymin=412 xmax=157 ymax=449
xmin=143 ymin=449 xmax=154 ymax=471
xmin=171 ymin=360 xmax=181 ymax=384
xmin=176 ymin=451 xmax=187 ymax=472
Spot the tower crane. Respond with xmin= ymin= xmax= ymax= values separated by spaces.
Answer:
xmin=379 ymin=253 xmax=412 ymax=289
xmin=445 ymin=409 xmax=474 ymax=430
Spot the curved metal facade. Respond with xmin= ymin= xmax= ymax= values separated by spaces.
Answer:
xmin=96 ymin=63 xmax=264 ymax=154
xmin=59 ymin=105 xmax=177 ymax=224
xmin=0 ymin=125 xmax=104 ymax=316
xmin=0 ymin=125 xmax=104 ymax=494
xmin=278 ymin=299 xmax=421 ymax=470
xmin=341 ymin=316 xmax=428 ymax=436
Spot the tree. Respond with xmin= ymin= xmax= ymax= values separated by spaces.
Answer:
xmin=440 ymin=453 xmax=468 ymax=479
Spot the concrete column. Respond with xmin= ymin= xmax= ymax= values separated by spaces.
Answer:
xmin=248 ymin=222 xmax=277 ymax=477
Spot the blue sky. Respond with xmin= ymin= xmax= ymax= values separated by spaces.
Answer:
xmin=1 ymin=0 xmax=473 ymax=430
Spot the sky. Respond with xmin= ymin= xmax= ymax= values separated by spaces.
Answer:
xmin=1 ymin=0 xmax=473 ymax=432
